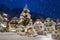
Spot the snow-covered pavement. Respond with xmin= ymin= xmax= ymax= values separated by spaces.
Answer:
xmin=0 ymin=32 xmax=59 ymax=40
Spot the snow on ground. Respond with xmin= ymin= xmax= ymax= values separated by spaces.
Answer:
xmin=0 ymin=32 xmax=59 ymax=40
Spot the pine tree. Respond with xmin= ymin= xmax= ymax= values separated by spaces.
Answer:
xmin=0 ymin=12 xmax=3 ymax=22
xmin=18 ymin=5 xmax=33 ymax=34
xmin=19 ymin=5 xmax=32 ymax=28
xmin=21 ymin=11 xmax=30 ymax=27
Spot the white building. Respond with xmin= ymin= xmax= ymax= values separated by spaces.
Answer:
xmin=44 ymin=18 xmax=56 ymax=34
xmin=34 ymin=19 xmax=45 ymax=35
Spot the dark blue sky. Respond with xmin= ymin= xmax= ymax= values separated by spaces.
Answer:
xmin=0 ymin=0 xmax=60 ymax=19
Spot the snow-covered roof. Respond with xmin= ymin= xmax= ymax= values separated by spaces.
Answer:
xmin=3 ymin=13 xmax=8 ymax=16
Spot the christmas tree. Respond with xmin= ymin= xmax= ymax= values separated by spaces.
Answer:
xmin=17 ymin=5 xmax=33 ymax=35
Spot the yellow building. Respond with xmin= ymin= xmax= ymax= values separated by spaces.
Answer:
xmin=9 ymin=17 xmax=18 ymax=32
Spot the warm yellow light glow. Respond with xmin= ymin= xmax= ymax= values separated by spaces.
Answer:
xmin=36 ymin=21 xmax=40 ymax=24
xmin=34 ymin=19 xmax=42 ymax=25
xmin=2 ymin=24 xmax=6 ymax=27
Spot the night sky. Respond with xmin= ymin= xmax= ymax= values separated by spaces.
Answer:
xmin=0 ymin=0 xmax=60 ymax=19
